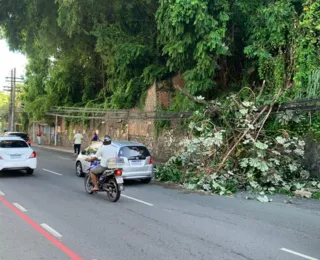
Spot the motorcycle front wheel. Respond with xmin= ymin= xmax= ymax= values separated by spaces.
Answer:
xmin=84 ymin=174 xmax=94 ymax=194
xmin=106 ymin=178 xmax=121 ymax=202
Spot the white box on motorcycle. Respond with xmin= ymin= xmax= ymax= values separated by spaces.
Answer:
xmin=107 ymin=158 xmax=125 ymax=169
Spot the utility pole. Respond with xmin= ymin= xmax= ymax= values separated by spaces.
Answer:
xmin=8 ymin=69 xmax=13 ymax=131
xmin=10 ymin=68 xmax=16 ymax=131
xmin=4 ymin=68 xmax=23 ymax=132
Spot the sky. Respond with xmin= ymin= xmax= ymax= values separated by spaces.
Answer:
xmin=0 ymin=39 xmax=28 ymax=92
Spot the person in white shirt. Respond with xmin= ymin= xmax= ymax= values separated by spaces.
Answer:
xmin=85 ymin=135 xmax=117 ymax=192
xmin=73 ymin=130 xmax=83 ymax=155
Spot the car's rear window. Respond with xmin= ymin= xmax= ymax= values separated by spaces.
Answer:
xmin=0 ymin=140 xmax=29 ymax=148
xmin=8 ymin=133 xmax=28 ymax=139
xmin=119 ymin=146 xmax=151 ymax=160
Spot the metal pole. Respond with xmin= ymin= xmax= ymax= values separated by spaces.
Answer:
xmin=9 ymin=69 xmax=14 ymax=131
xmin=54 ymin=115 xmax=57 ymax=146
xmin=48 ymin=126 xmax=51 ymax=145
xmin=12 ymin=68 xmax=16 ymax=131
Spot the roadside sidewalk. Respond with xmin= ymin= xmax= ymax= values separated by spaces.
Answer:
xmin=32 ymin=143 xmax=74 ymax=154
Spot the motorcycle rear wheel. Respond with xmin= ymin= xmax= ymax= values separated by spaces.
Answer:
xmin=106 ymin=178 xmax=121 ymax=202
xmin=84 ymin=174 xmax=94 ymax=194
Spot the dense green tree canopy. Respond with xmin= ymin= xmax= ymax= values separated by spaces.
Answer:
xmin=0 ymin=0 xmax=319 ymax=119
xmin=0 ymin=92 xmax=9 ymax=128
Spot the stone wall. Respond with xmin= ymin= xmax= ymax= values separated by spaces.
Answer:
xmin=303 ymin=137 xmax=320 ymax=179
xmin=30 ymin=119 xmax=186 ymax=160
xmin=29 ymin=80 xmax=187 ymax=160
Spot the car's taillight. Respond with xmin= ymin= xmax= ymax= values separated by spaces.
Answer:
xmin=29 ymin=151 xmax=36 ymax=158
xmin=114 ymin=169 xmax=122 ymax=176
xmin=149 ymin=156 xmax=153 ymax=164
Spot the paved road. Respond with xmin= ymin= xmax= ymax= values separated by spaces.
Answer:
xmin=0 ymin=147 xmax=319 ymax=260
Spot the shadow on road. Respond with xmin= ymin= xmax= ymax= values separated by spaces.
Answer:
xmin=0 ymin=170 xmax=33 ymax=178
xmin=123 ymin=180 xmax=149 ymax=186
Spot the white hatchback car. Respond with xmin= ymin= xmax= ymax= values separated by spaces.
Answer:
xmin=76 ymin=141 xmax=154 ymax=183
xmin=0 ymin=137 xmax=37 ymax=175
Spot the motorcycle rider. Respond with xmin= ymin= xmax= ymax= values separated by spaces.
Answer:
xmin=85 ymin=135 xmax=117 ymax=192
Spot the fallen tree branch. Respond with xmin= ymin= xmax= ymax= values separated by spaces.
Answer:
xmin=257 ymin=80 xmax=266 ymax=100
xmin=216 ymin=86 xmax=287 ymax=172
xmin=255 ymin=105 xmax=273 ymax=141
xmin=216 ymin=105 xmax=269 ymax=172
xmin=174 ymin=85 xmax=220 ymax=115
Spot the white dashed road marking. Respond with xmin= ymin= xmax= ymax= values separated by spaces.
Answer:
xmin=122 ymin=195 xmax=154 ymax=207
xmin=13 ymin=203 xmax=27 ymax=212
xmin=40 ymin=223 xmax=62 ymax=239
xmin=43 ymin=168 xmax=63 ymax=176
xmin=0 ymin=191 xmax=5 ymax=196
xmin=281 ymin=248 xmax=319 ymax=260
xmin=58 ymin=156 xmax=72 ymax=161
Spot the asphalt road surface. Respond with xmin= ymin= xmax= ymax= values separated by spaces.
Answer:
xmin=0 ymin=147 xmax=319 ymax=260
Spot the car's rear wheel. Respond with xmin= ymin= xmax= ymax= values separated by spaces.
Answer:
xmin=26 ymin=169 xmax=34 ymax=175
xmin=84 ymin=174 xmax=94 ymax=194
xmin=141 ymin=178 xmax=152 ymax=184
xmin=106 ymin=178 xmax=121 ymax=202
xmin=76 ymin=161 xmax=84 ymax=177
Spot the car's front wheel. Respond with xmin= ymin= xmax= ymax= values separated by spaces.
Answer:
xmin=26 ymin=169 xmax=34 ymax=175
xmin=76 ymin=161 xmax=84 ymax=177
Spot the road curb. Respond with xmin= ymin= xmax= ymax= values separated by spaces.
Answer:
xmin=32 ymin=144 xmax=73 ymax=154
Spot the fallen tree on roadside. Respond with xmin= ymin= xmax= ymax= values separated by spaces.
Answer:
xmin=155 ymin=87 xmax=320 ymax=199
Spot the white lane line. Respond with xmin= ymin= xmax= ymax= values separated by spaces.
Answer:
xmin=42 ymin=169 xmax=63 ymax=176
xmin=40 ymin=223 xmax=62 ymax=239
xmin=13 ymin=203 xmax=27 ymax=212
xmin=57 ymin=156 xmax=72 ymax=161
xmin=281 ymin=248 xmax=319 ymax=260
xmin=0 ymin=191 xmax=5 ymax=196
xmin=122 ymin=195 xmax=154 ymax=206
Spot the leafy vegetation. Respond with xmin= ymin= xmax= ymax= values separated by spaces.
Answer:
xmin=0 ymin=92 xmax=9 ymax=130
xmin=312 ymin=192 xmax=320 ymax=200
xmin=0 ymin=0 xmax=319 ymax=117
xmin=1 ymin=0 xmax=320 ymax=196
xmin=156 ymin=91 xmax=320 ymax=197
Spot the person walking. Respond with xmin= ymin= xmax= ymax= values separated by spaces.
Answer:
xmin=91 ymin=131 xmax=99 ymax=143
xmin=73 ymin=130 xmax=83 ymax=155
xmin=36 ymin=129 xmax=42 ymax=145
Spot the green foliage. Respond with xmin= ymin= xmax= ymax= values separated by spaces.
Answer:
xmin=1 ymin=0 xmax=320 ymax=120
xmin=0 ymin=0 xmax=162 ymax=114
xmin=312 ymin=192 xmax=320 ymax=200
xmin=155 ymin=89 xmax=314 ymax=195
xmin=156 ymin=0 xmax=230 ymax=96
xmin=244 ymin=0 xmax=297 ymax=93
xmin=294 ymin=0 xmax=320 ymax=94
xmin=0 ymin=93 xmax=9 ymax=127
xmin=155 ymin=166 xmax=182 ymax=183
xmin=297 ymin=70 xmax=320 ymax=99
xmin=154 ymin=120 xmax=171 ymax=137
xmin=21 ymin=112 xmax=30 ymax=132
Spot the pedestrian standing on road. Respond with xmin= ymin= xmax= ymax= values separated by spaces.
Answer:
xmin=73 ymin=130 xmax=83 ymax=155
xmin=91 ymin=131 xmax=99 ymax=143
xmin=37 ymin=129 xmax=42 ymax=145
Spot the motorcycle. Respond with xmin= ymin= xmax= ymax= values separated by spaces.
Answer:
xmin=84 ymin=158 xmax=125 ymax=202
